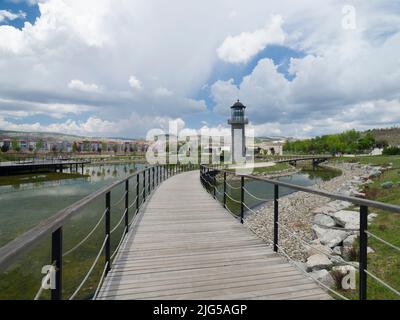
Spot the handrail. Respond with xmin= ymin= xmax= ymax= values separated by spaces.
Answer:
xmin=0 ymin=162 xmax=197 ymax=300
xmin=199 ymin=164 xmax=400 ymax=300
xmin=204 ymin=166 xmax=400 ymax=214
xmin=0 ymin=166 xmax=152 ymax=271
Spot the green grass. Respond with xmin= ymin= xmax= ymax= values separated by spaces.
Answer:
xmin=333 ymin=156 xmax=400 ymax=300
xmin=336 ymin=155 xmax=400 ymax=167
xmin=252 ymin=163 xmax=295 ymax=175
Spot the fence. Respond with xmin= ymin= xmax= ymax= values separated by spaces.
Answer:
xmin=200 ymin=165 xmax=400 ymax=300
xmin=0 ymin=163 xmax=195 ymax=300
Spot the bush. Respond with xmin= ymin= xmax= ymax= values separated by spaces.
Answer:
xmin=382 ymin=146 xmax=400 ymax=155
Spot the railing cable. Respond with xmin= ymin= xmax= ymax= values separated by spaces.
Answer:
xmin=365 ymin=230 xmax=400 ymax=253
xmin=274 ymin=243 xmax=349 ymax=300
xmin=225 ymin=192 xmax=241 ymax=204
xmin=128 ymin=196 xmax=138 ymax=209
xmin=110 ymin=209 xmax=128 ymax=234
xmin=243 ymin=186 xmax=271 ymax=202
xmin=112 ymin=191 xmax=127 ymax=207
xmin=111 ymin=227 xmax=128 ymax=260
xmin=63 ymin=208 xmax=108 ymax=257
xmin=92 ymin=261 xmax=109 ymax=300
xmin=69 ymin=235 xmax=108 ymax=300
xmin=364 ymin=269 xmax=400 ymax=297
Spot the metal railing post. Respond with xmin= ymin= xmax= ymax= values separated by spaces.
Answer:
xmin=213 ymin=172 xmax=216 ymax=199
xmin=359 ymin=205 xmax=368 ymax=300
xmin=152 ymin=167 xmax=155 ymax=190
xmin=51 ymin=227 xmax=62 ymax=300
xmin=143 ymin=170 xmax=146 ymax=202
xmin=105 ymin=192 xmax=111 ymax=274
xmin=223 ymin=172 xmax=227 ymax=208
xmin=274 ymin=185 xmax=279 ymax=252
xmin=124 ymin=180 xmax=129 ymax=233
xmin=240 ymin=176 xmax=244 ymax=224
xmin=149 ymin=168 xmax=151 ymax=192
xmin=136 ymin=174 xmax=140 ymax=214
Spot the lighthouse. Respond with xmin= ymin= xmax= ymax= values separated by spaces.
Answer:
xmin=228 ymin=100 xmax=248 ymax=163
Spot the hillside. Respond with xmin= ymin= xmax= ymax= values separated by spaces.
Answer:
xmin=0 ymin=130 xmax=137 ymax=142
xmin=369 ymin=127 xmax=400 ymax=146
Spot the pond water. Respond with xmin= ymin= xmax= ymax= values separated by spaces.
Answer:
xmin=212 ymin=166 xmax=342 ymax=215
xmin=0 ymin=163 xmax=145 ymax=247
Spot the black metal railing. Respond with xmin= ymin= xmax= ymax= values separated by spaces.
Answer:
xmin=200 ymin=165 xmax=400 ymax=300
xmin=0 ymin=162 xmax=196 ymax=300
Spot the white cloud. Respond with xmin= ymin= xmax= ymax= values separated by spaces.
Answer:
xmin=0 ymin=1 xmax=400 ymax=138
xmin=154 ymin=87 xmax=173 ymax=97
xmin=0 ymin=10 xmax=26 ymax=23
xmin=128 ymin=75 xmax=143 ymax=91
xmin=0 ymin=98 xmax=95 ymax=119
xmin=68 ymin=79 xmax=100 ymax=93
xmin=217 ymin=15 xmax=286 ymax=64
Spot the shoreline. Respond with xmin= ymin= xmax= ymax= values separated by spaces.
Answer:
xmin=244 ymin=162 xmax=377 ymax=261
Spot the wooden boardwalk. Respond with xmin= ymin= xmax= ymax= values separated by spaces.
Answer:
xmin=98 ymin=171 xmax=331 ymax=300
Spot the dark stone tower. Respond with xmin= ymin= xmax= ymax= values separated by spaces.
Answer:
xmin=228 ymin=100 xmax=248 ymax=162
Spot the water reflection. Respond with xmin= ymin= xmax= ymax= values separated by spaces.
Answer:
xmin=216 ymin=165 xmax=341 ymax=215
xmin=0 ymin=163 xmax=145 ymax=246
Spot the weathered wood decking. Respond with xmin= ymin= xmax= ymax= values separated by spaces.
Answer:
xmin=98 ymin=171 xmax=331 ymax=300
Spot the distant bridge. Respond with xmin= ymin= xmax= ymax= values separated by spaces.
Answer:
xmin=274 ymin=155 xmax=333 ymax=166
xmin=0 ymin=159 xmax=91 ymax=176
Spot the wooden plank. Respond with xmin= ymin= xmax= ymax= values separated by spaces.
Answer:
xmin=98 ymin=171 xmax=331 ymax=300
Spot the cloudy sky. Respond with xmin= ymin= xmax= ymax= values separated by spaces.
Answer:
xmin=0 ymin=0 xmax=399 ymax=138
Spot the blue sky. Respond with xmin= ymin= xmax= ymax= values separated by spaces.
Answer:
xmin=0 ymin=1 xmax=400 ymax=138
xmin=0 ymin=0 xmax=39 ymax=28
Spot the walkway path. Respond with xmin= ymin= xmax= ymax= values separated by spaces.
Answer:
xmin=97 ymin=171 xmax=331 ymax=300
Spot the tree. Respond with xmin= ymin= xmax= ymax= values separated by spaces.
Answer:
xmin=11 ymin=139 xmax=20 ymax=152
xmin=35 ymin=140 xmax=43 ymax=152
xmin=1 ymin=144 xmax=9 ymax=153
xmin=72 ymin=142 xmax=78 ymax=153
xmin=113 ymin=144 xmax=118 ymax=154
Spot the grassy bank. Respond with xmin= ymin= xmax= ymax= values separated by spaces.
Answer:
xmin=334 ymin=156 xmax=400 ymax=300
xmin=251 ymin=163 xmax=295 ymax=175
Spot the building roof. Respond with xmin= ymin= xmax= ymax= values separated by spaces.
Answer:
xmin=231 ymin=99 xmax=246 ymax=109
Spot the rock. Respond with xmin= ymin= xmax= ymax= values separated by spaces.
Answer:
xmin=330 ymin=255 xmax=346 ymax=265
xmin=312 ymin=225 xmax=326 ymax=239
xmin=313 ymin=214 xmax=336 ymax=227
xmin=307 ymin=244 xmax=333 ymax=257
xmin=331 ymin=210 xmax=360 ymax=229
xmin=328 ymin=201 xmax=351 ymax=211
xmin=343 ymin=234 xmax=358 ymax=247
xmin=350 ymin=190 xmax=366 ymax=198
xmin=332 ymin=265 xmax=356 ymax=274
xmin=368 ymin=213 xmax=378 ymax=222
xmin=332 ymin=246 xmax=342 ymax=256
xmin=306 ymin=254 xmax=333 ymax=271
xmin=311 ymin=239 xmax=321 ymax=245
xmin=342 ymin=235 xmax=358 ymax=260
xmin=312 ymin=225 xmax=349 ymax=248
xmin=367 ymin=247 xmax=375 ymax=254
xmin=309 ymin=269 xmax=335 ymax=288
xmin=312 ymin=205 xmax=337 ymax=215
xmin=381 ymin=181 xmax=394 ymax=189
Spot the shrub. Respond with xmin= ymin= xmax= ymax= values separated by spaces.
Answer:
xmin=383 ymin=146 xmax=400 ymax=155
